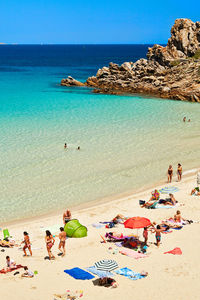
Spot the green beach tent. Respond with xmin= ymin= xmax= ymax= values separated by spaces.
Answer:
xmin=64 ymin=219 xmax=87 ymax=238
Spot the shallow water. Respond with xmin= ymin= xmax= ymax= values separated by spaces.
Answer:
xmin=0 ymin=45 xmax=200 ymax=223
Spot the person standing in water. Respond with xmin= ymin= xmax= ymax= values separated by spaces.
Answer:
xmin=183 ymin=117 xmax=186 ymax=122
xmin=64 ymin=143 xmax=67 ymax=149
xmin=167 ymin=165 xmax=173 ymax=183
xmin=177 ymin=163 xmax=182 ymax=181
xmin=58 ymin=227 xmax=67 ymax=256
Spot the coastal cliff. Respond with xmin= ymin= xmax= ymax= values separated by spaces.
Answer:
xmin=61 ymin=19 xmax=200 ymax=102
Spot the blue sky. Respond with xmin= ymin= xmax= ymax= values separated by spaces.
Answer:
xmin=0 ymin=0 xmax=199 ymax=44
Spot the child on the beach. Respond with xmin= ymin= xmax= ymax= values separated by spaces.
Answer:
xmin=21 ymin=231 xmax=32 ymax=257
xmin=143 ymin=227 xmax=148 ymax=245
xmin=21 ymin=266 xmax=34 ymax=278
xmin=151 ymin=225 xmax=164 ymax=247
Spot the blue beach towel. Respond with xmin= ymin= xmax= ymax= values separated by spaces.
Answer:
xmin=86 ymin=266 xmax=115 ymax=278
xmin=64 ymin=267 xmax=95 ymax=280
xmin=159 ymin=187 xmax=179 ymax=194
xmin=115 ymin=267 xmax=146 ymax=281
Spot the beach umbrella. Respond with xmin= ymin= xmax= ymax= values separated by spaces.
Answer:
xmin=95 ymin=259 xmax=118 ymax=272
xmin=124 ymin=217 xmax=151 ymax=229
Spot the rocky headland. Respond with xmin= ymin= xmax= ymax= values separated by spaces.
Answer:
xmin=61 ymin=19 xmax=200 ymax=102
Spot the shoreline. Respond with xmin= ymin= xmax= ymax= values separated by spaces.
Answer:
xmin=4 ymin=165 xmax=199 ymax=229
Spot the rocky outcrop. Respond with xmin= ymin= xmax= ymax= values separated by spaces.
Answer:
xmin=61 ymin=19 xmax=200 ymax=102
xmin=147 ymin=19 xmax=200 ymax=66
xmin=61 ymin=76 xmax=84 ymax=87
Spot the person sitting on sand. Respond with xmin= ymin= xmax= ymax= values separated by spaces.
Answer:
xmin=164 ymin=193 xmax=177 ymax=206
xmin=191 ymin=187 xmax=200 ymax=196
xmin=45 ymin=230 xmax=55 ymax=260
xmin=151 ymin=225 xmax=164 ymax=247
xmin=6 ymin=256 xmax=16 ymax=270
xmin=58 ymin=227 xmax=66 ymax=257
xmin=21 ymin=232 xmax=32 ymax=257
xmin=167 ymin=165 xmax=173 ymax=183
xmin=141 ymin=189 xmax=160 ymax=208
xmin=174 ymin=210 xmax=185 ymax=223
xmin=0 ymin=239 xmax=15 ymax=248
xmin=63 ymin=209 xmax=72 ymax=224
xmin=21 ymin=266 xmax=34 ymax=278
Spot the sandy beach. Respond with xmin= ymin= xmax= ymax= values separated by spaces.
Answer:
xmin=1 ymin=171 xmax=200 ymax=300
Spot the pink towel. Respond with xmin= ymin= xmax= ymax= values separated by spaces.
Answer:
xmin=164 ymin=247 xmax=182 ymax=255
xmin=120 ymin=248 xmax=147 ymax=259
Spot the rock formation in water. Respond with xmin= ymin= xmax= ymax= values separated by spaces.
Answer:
xmin=61 ymin=19 xmax=200 ymax=102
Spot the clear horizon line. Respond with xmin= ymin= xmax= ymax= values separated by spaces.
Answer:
xmin=0 ymin=43 xmax=166 ymax=46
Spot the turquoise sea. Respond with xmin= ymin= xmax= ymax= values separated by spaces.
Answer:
xmin=0 ymin=45 xmax=200 ymax=223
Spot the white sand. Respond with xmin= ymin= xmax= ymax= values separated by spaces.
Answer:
xmin=0 ymin=174 xmax=200 ymax=300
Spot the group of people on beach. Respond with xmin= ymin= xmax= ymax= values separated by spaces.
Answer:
xmin=44 ymin=209 xmax=72 ymax=260
xmin=167 ymin=163 xmax=182 ymax=183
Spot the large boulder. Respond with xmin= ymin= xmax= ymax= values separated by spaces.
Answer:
xmin=147 ymin=19 xmax=200 ymax=66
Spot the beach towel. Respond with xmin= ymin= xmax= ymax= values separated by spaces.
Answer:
xmin=86 ymin=266 xmax=114 ymax=278
xmin=115 ymin=267 xmax=146 ymax=280
xmin=92 ymin=223 xmax=104 ymax=229
xmin=155 ymin=203 xmax=179 ymax=209
xmin=64 ymin=267 xmax=94 ymax=280
xmin=159 ymin=187 xmax=179 ymax=194
xmin=164 ymin=247 xmax=182 ymax=255
xmin=0 ymin=265 xmax=24 ymax=274
xmin=119 ymin=248 xmax=147 ymax=259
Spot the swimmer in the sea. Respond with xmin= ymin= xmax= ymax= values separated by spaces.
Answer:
xmin=77 ymin=146 xmax=80 ymax=150
xmin=64 ymin=143 xmax=67 ymax=149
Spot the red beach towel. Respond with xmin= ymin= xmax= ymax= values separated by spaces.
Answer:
xmin=0 ymin=265 xmax=24 ymax=274
xmin=164 ymin=247 xmax=182 ymax=255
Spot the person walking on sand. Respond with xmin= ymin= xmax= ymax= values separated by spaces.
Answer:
xmin=151 ymin=225 xmax=164 ymax=247
xmin=177 ymin=163 xmax=182 ymax=181
xmin=21 ymin=231 xmax=32 ymax=257
xmin=167 ymin=165 xmax=173 ymax=183
xmin=58 ymin=227 xmax=67 ymax=256
xmin=45 ymin=230 xmax=55 ymax=260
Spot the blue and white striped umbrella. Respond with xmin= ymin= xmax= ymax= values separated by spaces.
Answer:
xmin=159 ymin=186 xmax=179 ymax=194
xmin=95 ymin=260 xmax=118 ymax=272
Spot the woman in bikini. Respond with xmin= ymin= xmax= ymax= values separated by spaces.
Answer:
xmin=45 ymin=230 xmax=55 ymax=260
xmin=151 ymin=225 xmax=164 ymax=247
xmin=177 ymin=163 xmax=182 ymax=181
xmin=22 ymin=231 xmax=32 ymax=257
xmin=167 ymin=165 xmax=173 ymax=183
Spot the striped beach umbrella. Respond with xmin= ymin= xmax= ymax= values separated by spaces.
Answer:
xmin=95 ymin=259 xmax=118 ymax=272
xmin=159 ymin=186 xmax=179 ymax=194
